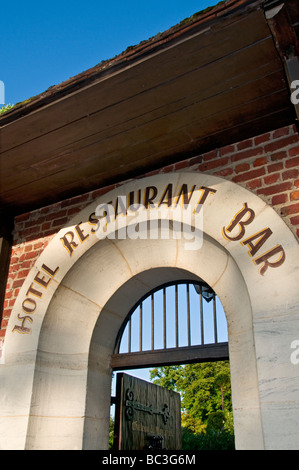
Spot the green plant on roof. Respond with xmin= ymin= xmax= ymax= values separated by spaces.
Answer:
xmin=0 ymin=104 xmax=14 ymax=115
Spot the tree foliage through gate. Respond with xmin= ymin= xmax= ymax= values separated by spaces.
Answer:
xmin=150 ymin=361 xmax=235 ymax=450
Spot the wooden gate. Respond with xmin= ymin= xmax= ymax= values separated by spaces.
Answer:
xmin=113 ymin=373 xmax=181 ymax=450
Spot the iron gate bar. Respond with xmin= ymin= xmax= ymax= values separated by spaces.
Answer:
xmin=113 ymin=280 xmax=214 ymax=354
xmin=151 ymin=293 xmax=154 ymax=351
xmin=139 ymin=304 xmax=143 ymax=352
xmin=199 ymin=285 xmax=204 ymax=345
xmin=175 ymin=284 xmax=179 ymax=348
xmin=213 ymin=293 xmax=218 ymax=344
xmin=187 ymin=283 xmax=191 ymax=347
xmin=163 ymin=287 xmax=166 ymax=349
xmin=111 ymin=279 xmax=229 ymax=370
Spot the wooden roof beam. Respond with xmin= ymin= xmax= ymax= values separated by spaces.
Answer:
xmin=265 ymin=0 xmax=299 ymax=120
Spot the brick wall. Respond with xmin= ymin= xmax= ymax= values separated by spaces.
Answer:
xmin=1 ymin=123 xmax=298 ymax=342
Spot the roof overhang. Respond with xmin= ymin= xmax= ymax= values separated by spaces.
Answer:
xmin=1 ymin=0 xmax=299 ymax=217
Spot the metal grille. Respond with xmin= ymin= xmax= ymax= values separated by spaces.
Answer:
xmin=111 ymin=281 xmax=229 ymax=370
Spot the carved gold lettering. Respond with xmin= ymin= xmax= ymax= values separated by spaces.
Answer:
xmin=158 ymin=183 xmax=173 ymax=207
xmin=222 ymin=202 xmax=255 ymax=241
xmin=128 ymin=190 xmax=141 ymax=212
xmin=41 ymin=264 xmax=59 ymax=278
xmin=144 ymin=186 xmax=158 ymax=209
xmin=12 ymin=315 xmax=33 ymax=334
xmin=253 ymin=245 xmax=286 ymax=275
xmin=60 ymin=230 xmax=78 ymax=256
xmin=75 ymin=222 xmax=89 ymax=243
xmin=175 ymin=184 xmax=196 ymax=208
xmin=26 ymin=283 xmax=42 ymax=299
xmin=22 ymin=298 xmax=37 ymax=314
xmin=223 ymin=204 xmax=285 ymax=275
xmin=88 ymin=212 xmax=100 ymax=233
xmin=13 ymin=264 xmax=59 ymax=334
xmin=241 ymin=227 xmax=273 ymax=257
xmin=194 ymin=186 xmax=217 ymax=213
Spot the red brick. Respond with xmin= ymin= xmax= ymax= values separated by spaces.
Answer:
xmin=202 ymin=150 xmax=217 ymax=162
xmin=295 ymin=179 xmax=299 ymax=188
xmin=290 ymin=215 xmax=299 ymax=226
xmin=67 ymin=207 xmax=81 ymax=217
xmin=282 ymin=168 xmax=299 ymax=180
xmin=52 ymin=217 xmax=68 ymax=227
xmin=23 ymin=251 xmax=39 ymax=261
xmin=285 ymin=156 xmax=299 ymax=169
xmin=272 ymin=194 xmax=288 ymax=205
xmin=264 ymin=173 xmax=280 ymax=185
xmin=40 ymin=206 xmax=51 ymax=215
xmin=236 ymin=139 xmax=253 ymax=151
xmin=267 ymin=162 xmax=283 ymax=173
xmin=19 ymin=226 xmax=40 ymax=238
xmin=213 ymin=167 xmax=233 ymax=177
xmin=41 ymin=222 xmax=51 ymax=231
xmin=270 ymin=151 xmax=287 ymax=161
xmin=264 ymin=134 xmax=299 ymax=153
xmin=24 ymin=244 xmax=33 ymax=253
xmin=272 ymin=127 xmax=290 ymax=139
xmin=9 ymin=264 xmax=19 ymax=273
xmin=235 ymin=163 xmax=250 ymax=173
xmin=20 ymin=260 xmax=31 ymax=270
xmin=291 ymin=191 xmax=299 ymax=201
xmin=246 ymin=179 xmax=262 ymax=190
xmin=15 ymin=212 xmax=30 ymax=223
xmin=220 ymin=145 xmax=235 ymax=156
xmin=17 ymin=269 xmax=30 ymax=279
xmin=231 ymin=147 xmax=264 ymax=163
xmin=288 ymin=145 xmax=299 ymax=157
xmin=254 ymin=133 xmax=271 ymax=146
xmin=232 ymin=167 xmax=265 ymax=183
xmin=198 ymin=157 xmax=229 ymax=171
xmin=4 ymin=290 xmax=13 ymax=300
xmin=42 ymin=229 xmax=56 ymax=239
xmin=0 ymin=328 xmax=7 ymax=338
xmin=34 ymin=241 xmax=44 ymax=250
xmin=253 ymin=156 xmax=268 ymax=167
xmin=281 ymin=202 xmax=299 ymax=216
xmin=257 ymin=181 xmax=292 ymax=196
xmin=188 ymin=155 xmax=203 ymax=166
xmin=12 ymin=279 xmax=24 ymax=289
xmin=43 ymin=210 xmax=67 ymax=221
xmin=2 ymin=307 xmax=12 ymax=318
xmin=9 ymin=298 xmax=16 ymax=308
xmin=14 ymin=288 xmax=20 ymax=298
xmin=174 ymin=160 xmax=189 ymax=170
xmin=24 ymin=217 xmax=45 ymax=228
xmin=161 ymin=164 xmax=174 ymax=173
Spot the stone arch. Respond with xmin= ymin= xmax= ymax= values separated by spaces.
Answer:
xmin=1 ymin=172 xmax=298 ymax=450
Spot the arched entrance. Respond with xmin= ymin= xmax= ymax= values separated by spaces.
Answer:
xmin=1 ymin=172 xmax=298 ymax=450
xmin=110 ymin=278 xmax=231 ymax=450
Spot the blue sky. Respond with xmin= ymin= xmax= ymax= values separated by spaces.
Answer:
xmin=1 ymin=0 xmax=219 ymax=107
